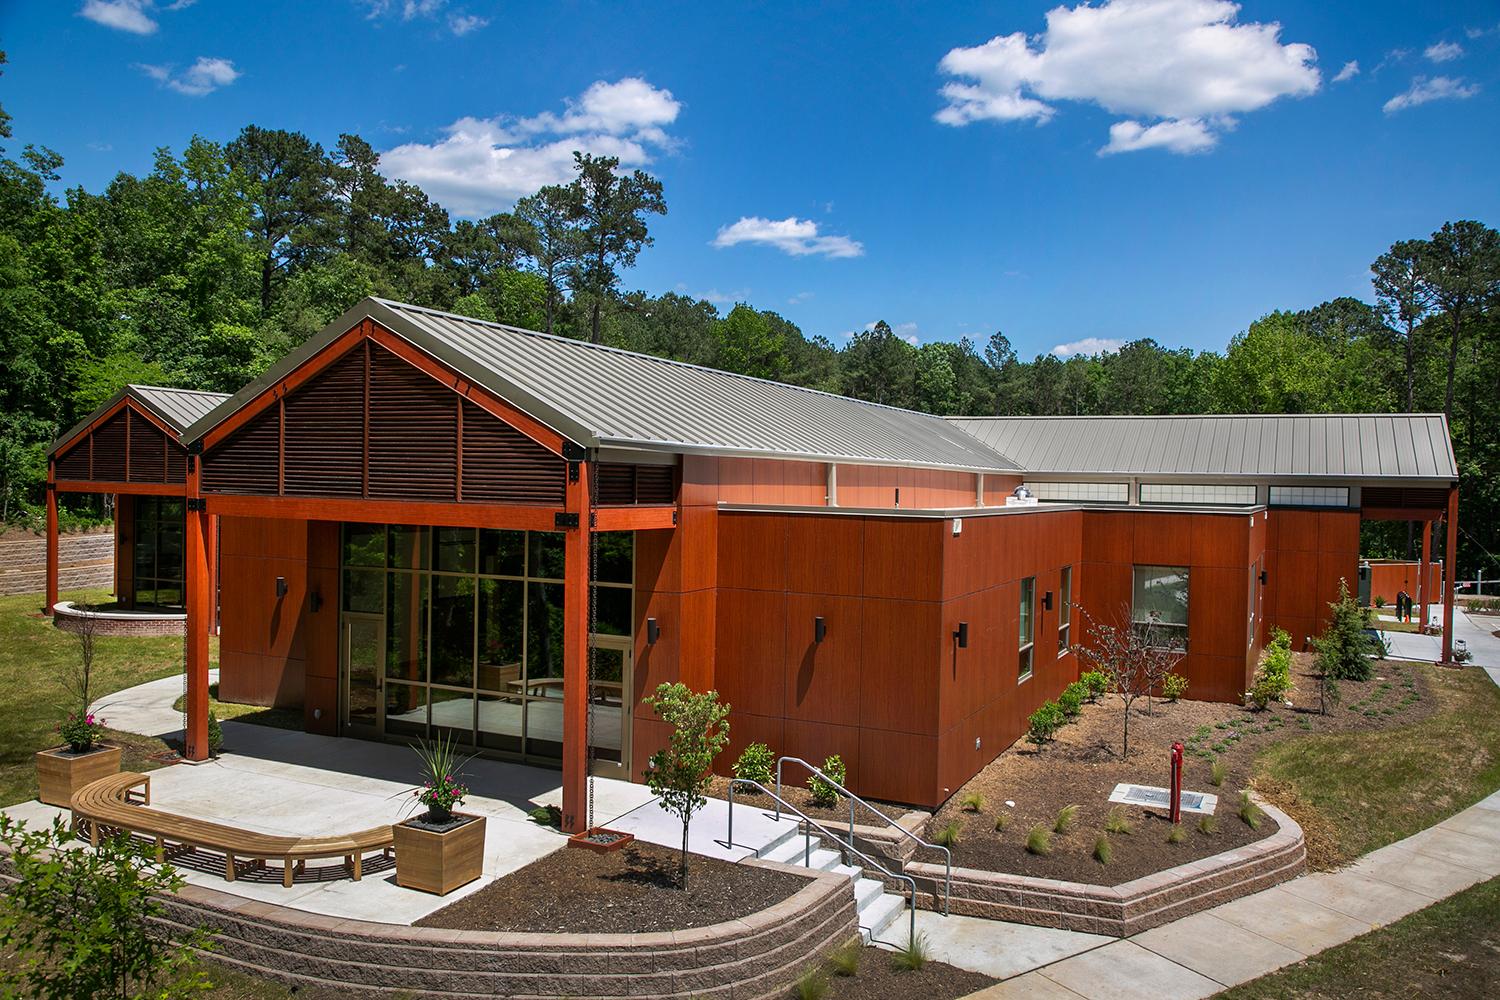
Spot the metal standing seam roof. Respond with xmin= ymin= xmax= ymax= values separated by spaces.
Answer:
xmin=181 ymin=297 xmax=1022 ymax=474
xmin=946 ymin=414 xmax=1457 ymax=482
xmin=49 ymin=384 xmax=232 ymax=456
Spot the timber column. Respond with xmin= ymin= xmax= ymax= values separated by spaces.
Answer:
xmin=44 ymin=458 xmax=58 ymax=615
xmin=1419 ymin=520 xmax=1432 ymax=631
xmin=560 ymin=452 xmax=591 ymax=834
xmin=1442 ymin=484 xmax=1458 ymax=664
xmin=183 ymin=459 xmax=211 ymax=761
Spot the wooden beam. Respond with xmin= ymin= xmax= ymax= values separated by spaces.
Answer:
xmin=202 ymin=493 xmax=562 ymax=531
xmin=1360 ymin=506 xmax=1447 ymax=522
xmin=55 ymin=480 xmax=188 ymax=497
xmin=184 ymin=465 xmax=211 ymax=761
xmin=560 ymin=459 xmax=591 ymax=835
xmin=591 ymin=505 xmax=677 ymax=531
xmin=44 ymin=459 xmax=58 ymax=615
xmin=1419 ymin=520 xmax=1432 ymax=632
xmin=1443 ymin=484 xmax=1457 ymax=664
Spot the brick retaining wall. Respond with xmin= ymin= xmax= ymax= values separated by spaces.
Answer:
xmin=0 ymin=530 xmax=114 ymax=597
xmin=52 ymin=601 xmax=186 ymax=638
xmin=150 ymin=858 xmax=857 ymax=999
xmin=902 ymin=795 xmax=1305 ymax=936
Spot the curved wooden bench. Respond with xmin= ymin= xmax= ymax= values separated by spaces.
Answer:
xmin=71 ymin=772 xmax=394 ymax=888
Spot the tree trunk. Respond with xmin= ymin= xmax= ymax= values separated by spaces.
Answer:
xmin=680 ymin=819 xmax=690 ymax=890
xmin=544 ymin=274 xmax=555 ymax=336
xmin=590 ymin=297 xmax=602 ymax=344
xmin=1403 ymin=318 xmax=1415 ymax=412
xmin=1444 ymin=311 xmax=1462 ymax=420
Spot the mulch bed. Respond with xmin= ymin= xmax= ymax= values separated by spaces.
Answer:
xmin=912 ymin=655 xmax=1434 ymax=885
xmin=413 ymin=840 xmax=807 ymax=934
xmin=818 ymin=952 xmax=995 ymax=1000
xmin=706 ymin=774 xmax=914 ymax=827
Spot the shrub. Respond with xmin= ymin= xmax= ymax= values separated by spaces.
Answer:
xmin=1209 ymin=759 xmax=1227 ymax=787
xmin=890 ymin=932 xmax=931 ymax=972
xmin=1163 ymin=673 xmax=1189 ymax=702
xmin=959 ymin=792 xmax=985 ymax=812
xmin=1025 ymin=824 xmax=1052 ymax=855
xmin=528 ymin=805 xmax=561 ymax=827
xmin=733 ymin=741 xmax=775 ymax=788
xmin=807 ymin=754 xmax=846 ymax=808
xmin=1313 ymin=580 xmax=1375 ymax=681
xmin=828 ymin=941 xmax=861 ymax=977
xmin=933 ymin=820 xmax=961 ymax=847
xmin=1026 ymin=700 xmax=1065 ymax=748
xmin=1053 ymin=804 xmax=1079 ymax=834
xmin=993 ymin=812 xmax=1010 ymax=832
xmin=1093 ymin=833 xmax=1112 ymax=864
xmin=1058 ymin=685 xmax=1084 ymax=718
xmin=1248 ymin=638 xmax=1294 ymax=710
xmin=56 ymin=712 xmax=107 ymax=754
xmin=0 ymin=815 xmax=210 ymax=1000
xmin=1374 ymin=595 xmax=1386 ymax=608
xmin=207 ymin=711 xmax=223 ymax=756
xmin=1104 ymin=806 xmax=1133 ymax=835
xmin=794 ymin=967 xmax=828 ymax=1000
xmin=1166 ymin=824 xmax=1186 ymax=844
xmin=1197 ymin=815 xmax=1217 ymax=835
xmin=1080 ymin=670 xmax=1109 ymax=701
xmin=1238 ymin=791 xmax=1264 ymax=830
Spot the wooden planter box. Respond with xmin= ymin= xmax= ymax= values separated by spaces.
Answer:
xmin=393 ymin=813 xmax=487 ymax=895
xmin=567 ymin=827 xmax=636 ymax=854
xmin=35 ymin=744 xmax=122 ymax=808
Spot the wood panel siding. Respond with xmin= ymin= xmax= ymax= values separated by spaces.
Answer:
xmin=91 ymin=413 xmax=128 ymax=482
xmin=1265 ymin=509 xmax=1360 ymax=648
xmin=596 ymin=462 xmax=678 ymax=505
xmin=53 ymin=401 xmax=189 ymax=487
xmin=201 ymin=341 xmax=565 ymax=506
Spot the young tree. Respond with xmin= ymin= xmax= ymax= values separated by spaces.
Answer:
xmin=1312 ymin=578 xmax=1374 ymax=682
xmin=642 ymin=682 xmax=730 ymax=889
xmin=564 ymin=152 xmax=666 ymax=344
xmin=1074 ymin=604 xmax=1184 ymax=756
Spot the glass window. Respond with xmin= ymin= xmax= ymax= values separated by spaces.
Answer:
xmin=386 ymin=572 xmax=429 ymax=682
xmin=1019 ymin=576 xmax=1035 ymax=682
xmin=384 ymin=682 xmax=428 ymax=738
xmin=1133 ymin=565 xmax=1189 ymax=647
xmin=388 ymin=525 xmax=429 ymax=569
xmin=132 ymin=496 xmax=186 ymax=609
xmin=479 ymin=529 xmax=525 ymax=577
xmin=430 ymin=574 xmax=475 ymax=687
xmin=527 ymin=581 xmax=565 ymax=680
xmin=477 ymin=578 xmax=523 ymax=691
xmin=1268 ymin=486 xmax=1349 ymax=508
xmin=528 ymin=532 xmax=565 ymax=580
xmin=592 ymin=585 xmax=632 ymax=637
xmin=594 ymin=532 xmax=634 ymax=584
xmin=434 ymin=527 xmax=477 ymax=575
xmin=1058 ymin=566 xmax=1072 ymax=655
xmin=342 ymin=569 xmax=383 ymax=613
xmin=342 ymin=524 xmax=385 ymax=567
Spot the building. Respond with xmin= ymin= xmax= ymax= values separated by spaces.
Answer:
xmin=44 ymin=298 xmax=1460 ymax=831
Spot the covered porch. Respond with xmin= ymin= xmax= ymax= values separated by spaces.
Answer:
xmin=1360 ymin=483 xmax=1460 ymax=662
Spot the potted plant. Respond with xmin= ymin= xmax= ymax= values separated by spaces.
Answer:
xmin=392 ymin=734 xmax=486 ymax=895
xmin=36 ymin=603 xmax=121 ymax=807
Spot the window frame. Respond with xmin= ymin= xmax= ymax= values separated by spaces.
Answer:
xmin=1057 ymin=565 xmax=1072 ymax=655
xmin=1131 ymin=564 xmax=1190 ymax=649
xmin=1018 ymin=575 xmax=1036 ymax=682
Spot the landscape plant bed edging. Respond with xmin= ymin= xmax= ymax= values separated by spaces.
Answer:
xmin=136 ymin=856 xmax=857 ymax=999
xmin=902 ymin=794 xmax=1304 ymax=936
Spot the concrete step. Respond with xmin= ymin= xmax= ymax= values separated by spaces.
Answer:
xmin=762 ymin=840 xmax=844 ymax=872
xmin=853 ymin=876 xmax=886 ymax=909
xmin=858 ymin=891 xmax=909 ymax=945
xmin=829 ymin=863 xmax=863 ymax=879
xmin=751 ymin=821 xmax=802 ymax=859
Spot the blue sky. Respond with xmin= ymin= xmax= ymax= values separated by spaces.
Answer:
xmin=4 ymin=1 xmax=1499 ymax=358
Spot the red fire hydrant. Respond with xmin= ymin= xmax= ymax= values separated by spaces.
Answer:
xmin=1170 ymin=741 xmax=1184 ymax=826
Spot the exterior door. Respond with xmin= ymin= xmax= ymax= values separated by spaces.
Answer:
xmin=342 ymin=612 xmax=384 ymax=737
xmin=588 ymin=634 xmax=633 ymax=776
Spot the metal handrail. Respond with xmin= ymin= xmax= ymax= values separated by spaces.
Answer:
xmin=776 ymin=755 xmax=952 ymax=916
xmin=726 ymin=777 xmax=918 ymax=945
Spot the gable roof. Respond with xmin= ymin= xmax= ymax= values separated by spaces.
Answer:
xmin=50 ymin=384 xmax=231 ymax=457
xmin=947 ymin=414 xmax=1457 ymax=482
xmin=182 ymin=297 xmax=1021 ymax=474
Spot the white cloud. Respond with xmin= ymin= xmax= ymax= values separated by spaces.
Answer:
xmin=893 ymin=322 xmax=920 ymax=345
xmin=1101 ymin=117 xmax=1218 ymax=155
xmin=787 ymin=291 xmax=815 ymax=305
xmin=377 ymin=78 xmax=681 ymax=217
xmin=448 ymin=13 xmax=487 ymax=35
xmin=358 ymin=0 xmax=489 ymax=36
xmin=403 ymin=0 xmax=443 ymax=17
xmin=694 ymin=288 xmax=750 ymax=305
xmin=711 ymin=217 xmax=863 ymax=259
xmin=1051 ymin=337 xmax=1124 ymax=357
xmin=1467 ymin=24 xmax=1499 ymax=40
xmin=1424 ymin=41 xmax=1464 ymax=63
xmin=80 ymin=0 xmax=157 ymax=34
xmin=1383 ymin=75 xmax=1480 ymax=114
xmin=935 ymin=0 xmax=1320 ymax=155
xmin=1333 ymin=60 xmax=1360 ymax=82
xmin=137 ymin=56 xmax=240 ymax=96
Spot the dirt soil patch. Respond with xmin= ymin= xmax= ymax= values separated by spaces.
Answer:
xmin=414 ymin=840 xmax=808 ymax=934
xmin=913 ymin=656 xmax=1433 ymax=885
xmin=817 ymin=952 xmax=995 ymax=1000
xmin=706 ymin=773 xmax=914 ymax=827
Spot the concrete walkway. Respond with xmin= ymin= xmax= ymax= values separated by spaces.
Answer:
xmin=1380 ymin=605 xmax=1500 ymax=670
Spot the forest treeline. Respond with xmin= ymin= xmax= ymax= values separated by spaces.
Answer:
xmin=0 ymin=63 xmax=1495 ymax=576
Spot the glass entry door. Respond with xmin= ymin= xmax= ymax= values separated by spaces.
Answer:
xmin=342 ymin=612 xmax=384 ymax=737
xmin=588 ymin=635 xmax=632 ymax=776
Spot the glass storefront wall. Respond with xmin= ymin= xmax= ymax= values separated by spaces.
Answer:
xmin=132 ymin=497 xmax=185 ymax=608
xmin=341 ymin=524 xmax=632 ymax=764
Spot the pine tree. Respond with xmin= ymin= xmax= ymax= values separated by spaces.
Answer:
xmin=1313 ymin=579 xmax=1373 ymax=682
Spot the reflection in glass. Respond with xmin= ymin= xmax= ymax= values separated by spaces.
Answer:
xmin=387 ymin=573 xmax=428 ymax=682
xmin=477 ymin=693 xmax=524 ymax=753
xmin=528 ymin=582 xmax=565 ymax=681
xmin=477 ymin=579 xmax=523 ymax=691
xmin=343 ymin=524 xmax=385 ymax=567
xmin=592 ymin=586 xmax=632 ymax=636
xmin=384 ymin=682 xmax=428 ymax=738
xmin=346 ymin=618 xmax=381 ymax=726
xmin=479 ymin=529 xmax=525 ymax=577
xmin=435 ymin=527 xmax=477 ymax=574
xmin=528 ymin=531 xmax=565 ymax=580
xmin=389 ymin=525 xmax=428 ymax=569
xmin=594 ymin=532 xmax=634 ymax=584
xmin=589 ymin=646 xmax=625 ymax=762
xmin=431 ymin=574 xmax=475 ymax=686
xmin=429 ymin=687 xmax=475 ymax=745
xmin=343 ymin=569 xmax=383 ymax=613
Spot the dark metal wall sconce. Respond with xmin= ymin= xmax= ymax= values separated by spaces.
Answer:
xmin=646 ymin=617 xmax=660 ymax=645
xmin=954 ymin=622 xmax=969 ymax=648
xmin=275 ymin=576 xmax=288 ymax=599
xmin=1043 ymin=591 xmax=1053 ymax=611
xmin=1259 ymin=570 xmax=1268 ymax=585
xmin=814 ymin=616 xmax=827 ymax=643
xmin=309 ymin=590 xmax=323 ymax=613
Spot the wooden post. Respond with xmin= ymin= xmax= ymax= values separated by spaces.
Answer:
xmin=1442 ymin=485 xmax=1458 ymax=664
xmin=44 ymin=458 xmax=58 ymax=615
xmin=206 ymin=513 xmax=219 ymax=634
xmin=561 ymin=457 xmax=591 ymax=834
xmin=184 ymin=466 xmax=211 ymax=761
xmin=1419 ymin=520 xmax=1432 ymax=632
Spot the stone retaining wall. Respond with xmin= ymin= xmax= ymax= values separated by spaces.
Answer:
xmin=0 ymin=530 xmax=113 ymax=597
xmin=52 ymin=601 xmax=185 ymax=638
xmin=147 ymin=858 xmax=857 ymax=999
xmin=902 ymin=795 xmax=1305 ymax=936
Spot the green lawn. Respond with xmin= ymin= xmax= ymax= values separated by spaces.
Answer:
xmin=0 ymin=588 xmax=216 ymax=808
xmin=1254 ymin=662 xmax=1500 ymax=868
xmin=1220 ymin=876 xmax=1500 ymax=999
